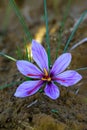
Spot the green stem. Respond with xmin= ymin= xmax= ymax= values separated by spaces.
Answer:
xmin=0 ymin=52 xmax=16 ymax=61
xmin=44 ymin=0 xmax=51 ymax=67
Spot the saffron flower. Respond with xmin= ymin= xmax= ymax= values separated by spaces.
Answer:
xmin=14 ymin=40 xmax=82 ymax=100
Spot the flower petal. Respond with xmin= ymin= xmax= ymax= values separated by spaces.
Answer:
xmin=50 ymin=53 xmax=71 ymax=75
xmin=14 ymin=80 xmax=43 ymax=97
xmin=16 ymin=60 xmax=43 ymax=78
xmin=54 ymin=70 xmax=82 ymax=87
xmin=44 ymin=82 xmax=60 ymax=100
xmin=32 ymin=40 xmax=48 ymax=71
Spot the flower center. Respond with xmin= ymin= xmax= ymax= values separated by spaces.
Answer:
xmin=41 ymin=68 xmax=51 ymax=82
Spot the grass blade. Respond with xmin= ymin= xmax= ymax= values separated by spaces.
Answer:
xmin=9 ymin=0 xmax=32 ymax=42
xmin=23 ymin=37 xmax=31 ymax=61
xmin=0 ymin=52 xmax=16 ymax=61
xmin=44 ymin=0 xmax=51 ymax=66
xmin=16 ymin=46 xmax=23 ymax=60
xmin=56 ymin=0 xmax=71 ymax=57
xmin=63 ymin=10 xmax=87 ymax=52
xmin=76 ymin=67 xmax=87 ymax=71
xmin=0 ymin=81 xmax=22 ymax=90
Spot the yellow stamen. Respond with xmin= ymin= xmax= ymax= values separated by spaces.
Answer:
xmin=41 ymin=77 xmax=51 ymax=81
xmin=44 ymin=68 xmax=48 ymax=76
xmin=47 ymin=77 xmax=51 ymax=81
xmin=41 ymin=68 xmax=51 ymax=82
xmin=41 ymin=77 xmax=47 ymax=81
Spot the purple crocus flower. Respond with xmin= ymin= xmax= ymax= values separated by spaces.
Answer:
xmin=14 ymin=40 xmax=82 ymax=100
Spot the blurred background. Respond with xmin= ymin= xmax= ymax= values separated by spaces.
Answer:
xmin=0 ymin=0 xmax=87 ymax=90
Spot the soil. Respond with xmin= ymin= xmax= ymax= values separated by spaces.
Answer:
xmin=0 ymin=0 xmax=87 ymax=130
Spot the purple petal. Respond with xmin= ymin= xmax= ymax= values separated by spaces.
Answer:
xmin=54 ymin=70 xmax=82 ymax=87
xmin=44 ymin=82 xmax=60 ymax=100
xmin=50 ymin=53 xmax=71 ymax=75
xmin=16 ymin=60 xmax=43 ymax=78
xmin=14 ymin=80 xmax=43 ymax=97
xmin=32 ymin=40 xmax=48 ymax=71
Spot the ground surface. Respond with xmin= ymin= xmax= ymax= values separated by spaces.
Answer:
xmin=0 ymin=0 xmax=87 ymax=130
